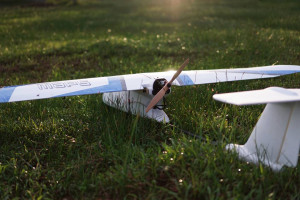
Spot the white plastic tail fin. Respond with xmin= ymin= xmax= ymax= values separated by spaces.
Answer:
xmin=226 ymin=102 xmax=300 ymax=171
xmin=213 ymin=87 xmax=300 ymax=171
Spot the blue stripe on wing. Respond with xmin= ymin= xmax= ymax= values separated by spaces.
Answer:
xmin=177 ymin=74 xmax=194 ymax=86
xmin=55 ymin=76 xmax=125 ymax=98
xmin=0 ymin=86 xmax=17 ymax=103
xmin=232 ymin=70 xmax=300 ymax=75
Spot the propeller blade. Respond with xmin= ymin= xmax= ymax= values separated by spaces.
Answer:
xmin=145 ymin=84 xmax=169 ymax=113
xmin=169 ymin=58 xmax=189 ymax=84
xmin=145 ymin=58 xmax=189 ymax=113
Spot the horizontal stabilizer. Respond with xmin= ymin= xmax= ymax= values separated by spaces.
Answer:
xmin=213 ymin=87 xmax=300 ymax=105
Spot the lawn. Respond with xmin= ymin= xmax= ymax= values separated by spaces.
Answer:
xmin=0 ymin=0 xmax=299 ymax=199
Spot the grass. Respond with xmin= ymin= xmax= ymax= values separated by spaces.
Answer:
xmin=0 ymin=0 xmax=300 ymax=199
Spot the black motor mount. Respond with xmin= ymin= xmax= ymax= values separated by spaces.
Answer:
xmin=152 ymin=78 xmax=171 ymax=95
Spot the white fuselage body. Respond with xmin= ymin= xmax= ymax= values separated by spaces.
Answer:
xmin=102 ymin=91 xmax=169 ymax=123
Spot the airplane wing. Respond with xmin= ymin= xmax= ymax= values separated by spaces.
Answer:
xmin=213 ymin=87 xmax=300 ymax=105
xmin=170 ymin=65 xmax=300 ymax=86
xmin=1 ymin=65 xmax=300 ymax=103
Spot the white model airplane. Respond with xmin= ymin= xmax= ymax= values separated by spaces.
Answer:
xmin=214 ymin=87 xmax=300 ymax=171
xmin=0 ymin=59 xmax=300 ymax=123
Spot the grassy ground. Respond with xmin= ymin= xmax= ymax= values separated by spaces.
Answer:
xmin=0 ymin=0 xmax=300 ymax=199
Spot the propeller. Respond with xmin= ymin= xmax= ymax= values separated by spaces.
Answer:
xmin=145 ymin=58 xmax=189 ymax=113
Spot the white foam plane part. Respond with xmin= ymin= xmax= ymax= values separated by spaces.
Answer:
xmin=213 ymin=87 xmax=300 ymax=171
xmin=1 ymin=64 xmax=300 ymax=122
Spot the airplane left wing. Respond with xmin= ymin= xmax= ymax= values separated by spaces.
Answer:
xmin=1 ymin=64 xmax=299 ymax=103
xmin=0 ymin=75 xmax=146 ymax=103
